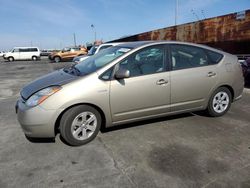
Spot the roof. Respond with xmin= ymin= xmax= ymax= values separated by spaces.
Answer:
xmin=14 ymin=47 xmax=39 ymax=48
xmin=114 ymin=40 xmax=227 ymax=54
xmin=115 ymin=41 xmax=155 ymax=48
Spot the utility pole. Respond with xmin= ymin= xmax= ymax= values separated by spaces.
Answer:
xmin=175 ymin=0 xmax=178 ymax=25
xmin=73 ymin=33 xmax=77 ymax=47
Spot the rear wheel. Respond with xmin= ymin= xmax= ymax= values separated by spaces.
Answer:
xmin=8 ymin=57 xmax=14 ymax=62
xmin=54 ymin=56 xmax=61 ymax=63
xmin=32 ymin=56 xmax=38 ymax=61
xmin=60 ymin=105 xmax=101 ymax=146
xmin=207 ymin=87 xmax=232 ymax=117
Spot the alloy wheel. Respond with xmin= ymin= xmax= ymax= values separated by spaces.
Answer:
xmin=71 ymin=112 xmax=97 ymax=141
xmin=212 ymin=91 xmax=229 ymax=113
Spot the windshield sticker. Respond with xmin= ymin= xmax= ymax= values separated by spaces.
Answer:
xmin=118 ymin=48 xmax=131 ymax=53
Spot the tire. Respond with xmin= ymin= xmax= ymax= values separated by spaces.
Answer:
xmin=54 ymin=56 xmax=61 ymax=63
xmin=8 ymin=57 xmax=14 ymax=62
xmin=206 ymin=87 xmax=232 ymax=117
xmin=60 ymin=105 xmax=101 ymax=146
xmin=32 ymin=56 xmax=38 ymax=61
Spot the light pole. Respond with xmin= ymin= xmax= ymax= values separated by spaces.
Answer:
xmin=91 ymin=24 xmax=96 ymax=44
xmin=175 ymin=0 xmax=178 ymax=25
xmin=73 ymin=33 xmax=77 ymax=47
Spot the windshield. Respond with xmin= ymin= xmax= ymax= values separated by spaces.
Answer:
xmin=75 ymin=46 xmax=132 ymax=75
xmin=88 ymin=46 xmax=98 ymax=55
xmin=62 ymin=47 xmax=70 ymax=52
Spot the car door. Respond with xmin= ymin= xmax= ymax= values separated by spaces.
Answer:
xmin=12 ymin=48 xmax=20 ymax=60
xmin=169 ymin=44 xmax=218 ymax=112
xmin=69 ymin=48 xmax=79 ymax=58
xmin=61 ymin=48 xmax=71 ymax=59
xmin=22 ymin=48 xmax=31 ymax=60
xmin=110 ymin=44 xmax=171 ymax=123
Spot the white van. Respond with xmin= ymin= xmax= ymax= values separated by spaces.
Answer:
xmin=3 ymin=47 xmax=40 ymax=62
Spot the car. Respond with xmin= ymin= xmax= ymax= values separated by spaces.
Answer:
xmin=0 ymin=51 xmax=6 ymax=57
xmin=3 ymin=47 xmax=40 ymax=62
xmin=49 ymin=47 xmax=87 ymax=63
xmin=40 ymin=49 xmax=54 ymax=56
xmin=240 ymin=58 xmax=250 ymax=84
xmin=72 ymin=43 xmax=122 ymax=64
xmin=16 ymin=41 xmax=244 ymax=146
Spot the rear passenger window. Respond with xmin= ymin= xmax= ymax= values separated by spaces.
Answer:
xmin=30 ymin=48 xmax=38 ymax=52
xmin=119 ymin=45 xmax=164 ymax=77
xmin=19 ymin=48 xmax=30 ymax=52
xmin=170 ymin=44 xmax=209 ymax=70
xmin=206 ymin=50 xmax=223 ymax=64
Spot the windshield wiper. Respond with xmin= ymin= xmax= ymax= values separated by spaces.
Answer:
xmin=63 ymin=64 xmax=81 ymax=76
xmin=72 ymin=65 xmax=81 ymax=76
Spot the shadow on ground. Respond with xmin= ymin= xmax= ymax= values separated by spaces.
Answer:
xmin=25 ymin=135 xmax=55 ymax=143
xmin=101 ymin=113 xmax=195 ymax=133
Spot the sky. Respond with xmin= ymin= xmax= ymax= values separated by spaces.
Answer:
xmin=0 ymin=0 xmax=249 ymax=51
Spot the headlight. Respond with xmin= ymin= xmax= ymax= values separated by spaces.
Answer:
xmin=26 ymin=86 xmax=61 ymax=107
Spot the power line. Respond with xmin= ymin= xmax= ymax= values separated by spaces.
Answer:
xmin=191 ymin=9 xmax=200 ymax=21
xmin=201 ymin=10 xmax=206 ymax=19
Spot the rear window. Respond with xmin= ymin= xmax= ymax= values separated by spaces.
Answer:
xmin=206 ymin=50 xmax=223 ymax=64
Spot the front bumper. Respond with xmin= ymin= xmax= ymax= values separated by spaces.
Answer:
xmin=48 ymin=55 xmax=53 ymax=60
xmin=16 ymin=99 xmax=62 ymax=138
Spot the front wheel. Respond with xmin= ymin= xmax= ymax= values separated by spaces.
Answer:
xmin=8 ymin=57 xmax=14 ymax=62
xmin=54 ymin=56 xmax=61 ymax=63
xmin=60 ymin=105 xmax=101 ymax=146
xmin=207 ymin=87 xmax=232 ymax=117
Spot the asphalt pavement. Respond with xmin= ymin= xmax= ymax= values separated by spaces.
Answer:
xmin=0 ymin=58 xmax=250 ymax=188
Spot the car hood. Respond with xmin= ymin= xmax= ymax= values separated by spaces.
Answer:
xmin=21 ymin=69 xmax=78 ymax=100
xmin=74 ymin=55 xmax=89 ymax=61
xmin=50 ymin=51 xmax=61 ymax=56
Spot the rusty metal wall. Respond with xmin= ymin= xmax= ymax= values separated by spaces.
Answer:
xmin=110 ymin=9 xmax=250 ymax=54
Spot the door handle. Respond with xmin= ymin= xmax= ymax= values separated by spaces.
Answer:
xmin=156 ymin=79 xmax=168 ymax=85
xmin=207 ymin=72 xmax=216 ymax=77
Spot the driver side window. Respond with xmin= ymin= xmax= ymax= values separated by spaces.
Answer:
xmin=119 ymin=45 xmax=165 ymax=77
xmin=13 ymin=49 xmax=19 ymax=53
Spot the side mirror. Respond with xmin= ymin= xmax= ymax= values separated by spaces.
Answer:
xmin=115 ymin=67 xmax=130 ymax=79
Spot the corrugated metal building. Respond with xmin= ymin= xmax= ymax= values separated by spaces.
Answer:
xmin=110 ymin=9 xmax=250 ymax=54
